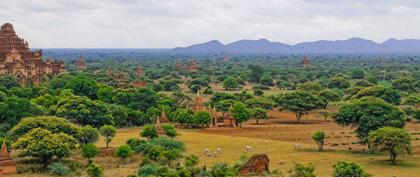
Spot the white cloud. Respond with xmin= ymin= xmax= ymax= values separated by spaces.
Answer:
xmin=1 ymin=0 xmax=420 ymax=48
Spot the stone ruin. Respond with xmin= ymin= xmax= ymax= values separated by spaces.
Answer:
xmin=238 ymin=154 xmax=269 ymax=176
xmin=0 ymin=142 xmax=17 ymax=176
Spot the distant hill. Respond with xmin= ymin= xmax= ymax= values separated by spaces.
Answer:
xmin=173 ymin=38 xmax=420 ymax=54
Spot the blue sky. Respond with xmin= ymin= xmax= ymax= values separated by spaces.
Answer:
xmin=2 ymin=0 xmax=420 ymax=48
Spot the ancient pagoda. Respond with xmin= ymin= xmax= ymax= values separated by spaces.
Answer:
xmin=301 ymin=56 xmax=310 ymax=68
xmin=0 ymin=23 xmax=66 ymax=85
xmin=75 ymin=54 xmax=86 ymax=70
xmin=0 ymin=142 xmax=16 ymax=175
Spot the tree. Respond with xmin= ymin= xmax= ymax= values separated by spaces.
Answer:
xmin=215 ymin=99 xmax=235 ymax=116
xmin=245 ymin=97 xmax=275 ymax=109
xmin=97 ymin=84 xmax=114 ymax=103
xmin=140 ymin=124 xmax=158 ymax=140
xmin=193 ymin=111 xmax=212 ymax=128
xmin=55 ymin=95 xmax=113 ymax=127
xmin=403 ymin=94 xmax=420 ymax=108
xmin=116 ymin=144 xmax=134 ymax=161
xmin=81 ymin=143 xmax=99 ymax=164
xmin=172 ymin=108 xmax=194 ymax=126
xmin=162 ymin=124 xmax=178 ymax=138
xmin=252 ymin=108 xmax=268 ymax=125
xmin=329 ymin=77 xmax=350 ymax=89
xmin=353 ymin=85 xmax=401 ymax=105
xmin=274 ymin=91 xmax=323 ymax=123
xmin=260 ymin=73 xmax=274 ymax=86
xmin=87 ymin=163 xmax=103 ymax=177
xmin=78 ymin=125 xmax=100 ymax=144
xmin=333 ymin=97 xmax=406 ymax=144
xmin=65 ymin=75 xmax=98 ymax=99
xmin=298 ymin=82 xmax=323 ymax=93
xmin=318 ymin=89 xmax=341 ymax=109
xmin=312 ymin=131 xmax=325 ymax=151
xmin=351 ymin=68 xmax=365 ymax=79
xmin=231 ymin=102 xmax=251 ymax=128
xmin=223 ymin=77 xmax=239 ymax=91
xmin=332 ymin=161 xmax=372 ymax=177
xmin=11 ymin=116 xmax=80 ymax=138
xmin=288 ymin=162 xmax=316 ymax=177
xmin=99 ymin=125 xmax=117 ymax=148
xmin=392 ymin=77 xmax=417 ymax=94
xmin=368 ymin=127 xmax=412 ymax=165
xmin=0 ymin=96 xmax=44 ymax=127
xmin=112 ymin=88 xmax=159 ymax=112
xmin=0 ymin=75 xmax=19 ymax=89
xmin=13 ymin=128 xmax=76 ymax=169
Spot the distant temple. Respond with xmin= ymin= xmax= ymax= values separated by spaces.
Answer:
xmin=0 ymin=142 xmax=17 ymax=175
xmin=175 ymin=59 xmax=199 ymax=72
xmin=135 ymin=66 xmax=145 ymax=76
xmin=75 ymin=54 xmax=86 ymax=70
xmin=0 ymin=23 xmax=66 ymax=85
xmin=301 ymin=56 xmax=310 ymax=68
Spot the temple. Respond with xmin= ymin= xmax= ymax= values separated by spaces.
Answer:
xmin=301 ymin=56 xmax=310 ymax=68
xmin=0 ymin=142 xmax=17 ymax=175
xmin=0 ymin=23 xmax=65 ymax=85
xmin=175 ymin=59 xmax=199 ymax=72
xmin=75 ymin=54 xmax=86 ymax=70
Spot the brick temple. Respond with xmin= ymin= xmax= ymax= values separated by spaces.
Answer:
xmin=0 ymin=23 xmax=66 ymax=85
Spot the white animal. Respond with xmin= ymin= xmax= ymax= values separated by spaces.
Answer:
xmin=244 ymin=145 xmax=253 ymax=153
xmin=216 ymin=148 xmax=222 ymax=154
xmin=294 ymin=144 xmax=301 ymax=149
xmin=204 ymin=148 xmax=210 ymax=155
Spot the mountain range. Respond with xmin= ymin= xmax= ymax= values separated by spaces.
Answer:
xmin=173 ymin=38 xmax=420 ymax=54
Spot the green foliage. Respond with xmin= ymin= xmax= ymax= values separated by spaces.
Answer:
xmin=288 ymin=162 xmax=316 ymax=177
xmin=253 ymin=89 xmax=264 ymax=96
xmin=333 ymin=97 xmax=406 ymax=143
xmin=55 ymin=95 xmax=113 ymax=127
xmin=329 ymin=77 xmax=350 ymax=89
xmin=48 ymin=163 xmax=73 ymax=177
xmin=78 ymin=125 xmax=100 ymax=144
xmin=0 ymin=75 xmax=19 ymax=89
xmin=172 ymin=108 xmax=194 ymax=126
xmin=260 ymin=73 xmax=274 ymax=86
xmin=161 ymin=124 xmax=178 ymax=138
xmin=252 ymin=108 xmax=268 ymax=125
xmin=81 ymin=143 xmax=99 ymax=162
xmin=116 ymin=144 xmax=134 ymax=160
xmin=141 ymin=124 xmax=158 ymax=140
xmin=97 ymin=85 xmax=114 ymax=103
xmin=99 ymin=125 xmax=117 ymax=148
xmin=87 ymin=163 xmax=103 ymax=177
xmin=392 ymin=77 xmax=417 ymax=94
xmin=245 ymin=97 xmax=275 ymax=109
xmin=113 ymin=88 xmax=159 ymax=112
xmin=332 ymin=161 xmax=372 ymax=177
xmin=312 ymin=131 xmax=325 ymax=151
xmin=351 ymin=68 xmax=365 ymax=79
xmin=353 ymin=85 xmax=401 ymax=105
xmin=274 ymin=91 xmax=323 ymax=123
xmin=13 ymin=128 xmax=77 ymax=169
xmin=209 ymin=162 xmax=238 ymax=177
xmin=232 ymin=102 xmax=251 ymax=127
xmin=193 ymin=111 xmax=212 ymax=128
xmin=318 ymin=89 xmax=342 ymax=108
xmin=223 ymin=77 xmax=239 ymax=90
xmin=0 ymin=96 xmax=44 ymax=127
xmin=65 ymin=75 xmax=99 ymax=99
xmin=368 ymin=127 xmax=412 ymax=165
xmin=11 ymin=116 xmax=79 ymax=138
xmin=298 ymin=82 xmax=323 ymax=93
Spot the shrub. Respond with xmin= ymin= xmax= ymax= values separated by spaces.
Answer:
xmin=312 ymin=131 xmax=325 ymax=151
xmin=253 ymin=89 xmax=264 ymax=96
xmin=99 ymin=125 xmax=116 ymax=148
xmin=289 ymin=163 xmax=316 ymax=177
xmin=81 ymin=143 xmax=99 ymax=164
xmin=87 ymin=163 xmax=103 ymax=177
xmin=116 ymin=144 xmax=134 ymax=160
xmin=332 ymin=161 xmax=371 ymax=177
xmin=161 ymin=124 xmax=178 ymax=138
xmin=48 ymin=163 xmax=73 ymax=176
xmin=78 ymin=125 xmax=100 ymax=144
xmin=140 ymin=124 xmax=158 ymax=140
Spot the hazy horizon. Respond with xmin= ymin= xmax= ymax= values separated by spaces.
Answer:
xmin=3 ymin=0 xmax=420 ymax=48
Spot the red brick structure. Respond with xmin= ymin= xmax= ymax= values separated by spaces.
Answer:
xmin=0 ymin=143 xmax=17 ymax=175
xmin=238 ymin=154 xmax=269 ymax=176
xmin=301 ymin=56 xmax=310 ymax=68
xmin=130 ymin=80 xmax=147 ymax=88
xmin=0 ymin=23 xmax=65 ymax=85
xmin=75 ymin=54 xmax=86 ymax=70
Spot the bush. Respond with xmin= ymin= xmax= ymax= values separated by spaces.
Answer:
xmin=116 ymin=144 xmax=134 ymax=160
xmin=289 ymin=163 xmax=316 ymax=177
xmin=140 ymin=124 xmax=158 ymax=140
xmin=161 ymin=124 xmax=178 ymax=138
xmin=254 ymin=89 xmax=264 ymax=96
xmin=81 ymin=143 xmax=99 ymax=164
xmin=48 ymin=163 xmax=73 ymax=176
xmin=87 ymin=163 xmax=103 ymax=177
xmin=332 ymin=161 xmax=371 ymax=177
xmin=99 ymin=125 xmax=116 ymax=148
xmin=78 ymin=125 xmax=100 ymax=144
xmin=312 ymin=131 xmax=325 ymax=151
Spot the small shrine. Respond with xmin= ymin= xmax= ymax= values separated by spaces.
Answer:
xmin=0 ymin=142 xmax=17 ymax=175
xmin=75 ymin=54 xmax=86 ymax=70
xmin=301 ymin=56 xmax=310 ymax=68
xmin=193 ymin=91 xmax=205 ymax=111
xmin=135 ymin=66 xmax=144 ymax=76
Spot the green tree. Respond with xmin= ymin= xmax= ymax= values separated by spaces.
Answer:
xmin=13 ymin=128 xmax=76 ymax=169
xmin=351 ymin=68 xmax=365 ymax=79
xmin=403 ymin=94 xmax=420 ymax=108
xmin=11 ymin=116 xmax=79 ymax=138
xmin=312 ymin=131 xmax=325 ymax=151
xmin=353 ymin=85 xmax=401 ymax=105
xmin=112 ymin=88 xmax=159 ymax=112
xmin=193 ymin=111 xmax=212 ymax=128
xmin=223 ymin=77 xmax=239 ymax=91
xmin=392 ymin=77 xmax=417 ymax=94
xmin=252 ymin=108 xmax=268 ymax=125
xmin=368 ymin=127 xmax=412 ymax=165
xmin=318 ymin=89 xmax=342 ymax=109
xmin=274 ymin=91 xmax=323 ymax=123
xmin=55 ymin=95 xmax=113 ymax=127
xmin=0 ymin=75 xmax=19 ymax=89
xmin=65 ymin=75 xmax=98 ymax=99
xmin=245 ymin=97 xmax=275 ymax=109
xmin=333 ymin=97 xmax=406 ymax=143
xmin=172 ymin=108 xmax=194 ymax=126
xmin=329 ymin=77 xmax=350 ymax=89
xmin=97 ymin=84 xmax=114 ymax=103
xmin=215 ymin=99 xmax=235 ymax=116
xmin=99 ymin=125 xmax=117 ymax=148
xmin=289 ymin=163 xmax=316 ymax=177
xmin=81 ymin=143 xmax=99 ymax=164
xmin=140 ymin=124 xmax=158 ymax=140
xmin=298 ymin=82 xmax=323 ymax=93
xmin=116 ymin=144 xmax=134 ymax=161
xmin=78 ymin=125 xmax=100 ymax=144
xmin=87 ymin=163 xmax=103 ymax=177
xmin=0 ymin=96 xmax=44 ymax=127
xmin=232 ymin=102 xmax=251 ymax=128
xmin=260 ymin=73 xmax=274 ymax=86
xmin=161 ymin=124 xmax=178 ymax=138
xmin=332 ymin=161 xmax=372 ymax=177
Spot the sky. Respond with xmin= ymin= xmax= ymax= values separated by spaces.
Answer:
xmin=2 ymin=0 xmax=420 ymax=48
